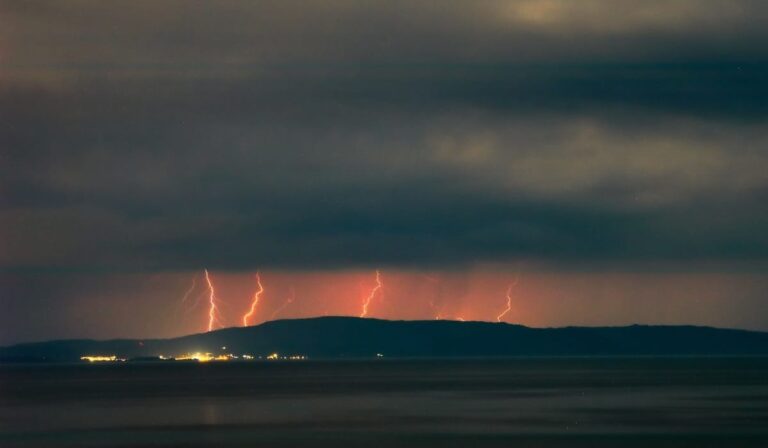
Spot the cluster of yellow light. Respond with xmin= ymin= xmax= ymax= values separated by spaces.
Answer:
xmin=81 ymin=355 xmax=123 ymax=362
xmin=176 ymin=352 xmax=239 ymax=362
xmin=175 ymin=352 xmax=216 ymax=362
xmin=80 ymin=351 xmax=309 ymax=362
xmin=265 ymin=352 xmax=306 ymax=360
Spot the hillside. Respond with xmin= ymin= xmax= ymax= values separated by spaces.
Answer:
xmin=2 ymin=317 xmax=768 ymax=362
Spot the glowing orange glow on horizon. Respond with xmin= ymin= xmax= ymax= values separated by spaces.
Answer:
xmin=204 ymin=269 xmax=224 ymax=332
xmin=360 ymin=270 xmax=382 ymax=318
xmin=243 ymin=272 xmax=265 ymax=326
xmin=51 ymin=269 xmax=756 ymax=339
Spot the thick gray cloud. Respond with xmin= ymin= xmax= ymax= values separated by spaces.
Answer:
xmin=1 ymin=0 xmax=768 ymax=271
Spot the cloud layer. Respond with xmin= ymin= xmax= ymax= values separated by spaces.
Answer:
xmin=2 ymin=0 xmax=768 ymax=271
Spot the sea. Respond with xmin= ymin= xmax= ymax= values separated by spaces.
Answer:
xmin=1 ymin=357 xmax=767 ymax=447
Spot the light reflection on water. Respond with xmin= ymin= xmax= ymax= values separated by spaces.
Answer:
xmin=1 ymin=358 xmax=767 ymax=447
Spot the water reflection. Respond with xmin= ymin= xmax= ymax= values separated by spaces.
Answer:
xmin=1 ymin=358 xmax=767 ymax=447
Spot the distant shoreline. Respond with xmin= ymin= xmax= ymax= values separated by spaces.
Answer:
xmin=3 ymin=317 xmax=768 ymax=363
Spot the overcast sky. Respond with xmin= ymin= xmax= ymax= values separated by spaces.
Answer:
xmin=1 ymin=1 xmax=767 ymax=343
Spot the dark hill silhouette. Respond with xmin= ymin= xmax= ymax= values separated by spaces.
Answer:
xmin=2 ymin=317 xmax=768 ymax=362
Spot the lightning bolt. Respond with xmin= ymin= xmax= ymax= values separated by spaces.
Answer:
xmin=422 ymin=275 xmax=439 ymax=283
xmin=180 ymin=275 xmax=198 ymax=306
xmin=430 ymin=298 xmax=441 ymax=320
xmin=360 ymin=269 xmax=382 ymax=318
xmin=423 ymin=274 xmax=442 ymax=320
xmin=242 ymin=271 xmax=265 ymax=327
xmin=184 ymin=289 xmax=207 ymax=315
xmin=175 ymin=273 xmax=198 ymax=319
xmin=496 ymin=277 xmax=519 ymax=323
xmin=269 ymin=286 xmax=295 ymax=321
xmin=204 ymin=269 xmax=224 ymax=332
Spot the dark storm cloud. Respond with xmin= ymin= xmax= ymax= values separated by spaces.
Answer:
xmin=2 ymin=0 xmax=768 ymax=271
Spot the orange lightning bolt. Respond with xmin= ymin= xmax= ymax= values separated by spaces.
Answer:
xmin=429 ymin=297 xmax=443 ymax=320
xmin=204 ymin=269 xmax=224 ymax=332
xmin=243 ymin=272 xmax=265 ymax=327
xmin=496 ymin=277 xmax=519 ymax=323
xmin=180 ymin=274 xmax=198 ymax=305
xmin=175 ymin=273 xmax=198 ymax=319
xmin=184 ymin=289 xmax=207 ymax=316
xmin=270 ymin=286 xmax=295 ymax=321
xmin=360 ymin=270 xmax=382 ymax=318
xmin=423 ymin=274 xmax=442 ymax=320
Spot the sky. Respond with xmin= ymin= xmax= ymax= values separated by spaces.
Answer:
xmin=1 ymin=0 xmax=767 ymax=344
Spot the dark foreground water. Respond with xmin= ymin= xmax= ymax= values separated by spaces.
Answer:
xmin=1 ymin=358 xmax=767 ymax=447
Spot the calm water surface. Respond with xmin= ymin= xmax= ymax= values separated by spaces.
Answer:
xmin=1 ymin=358 xmax=767 ymax=447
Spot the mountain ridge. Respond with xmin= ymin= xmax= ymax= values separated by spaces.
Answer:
xmin=3 ymin=316 xmax=768 ymax=362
